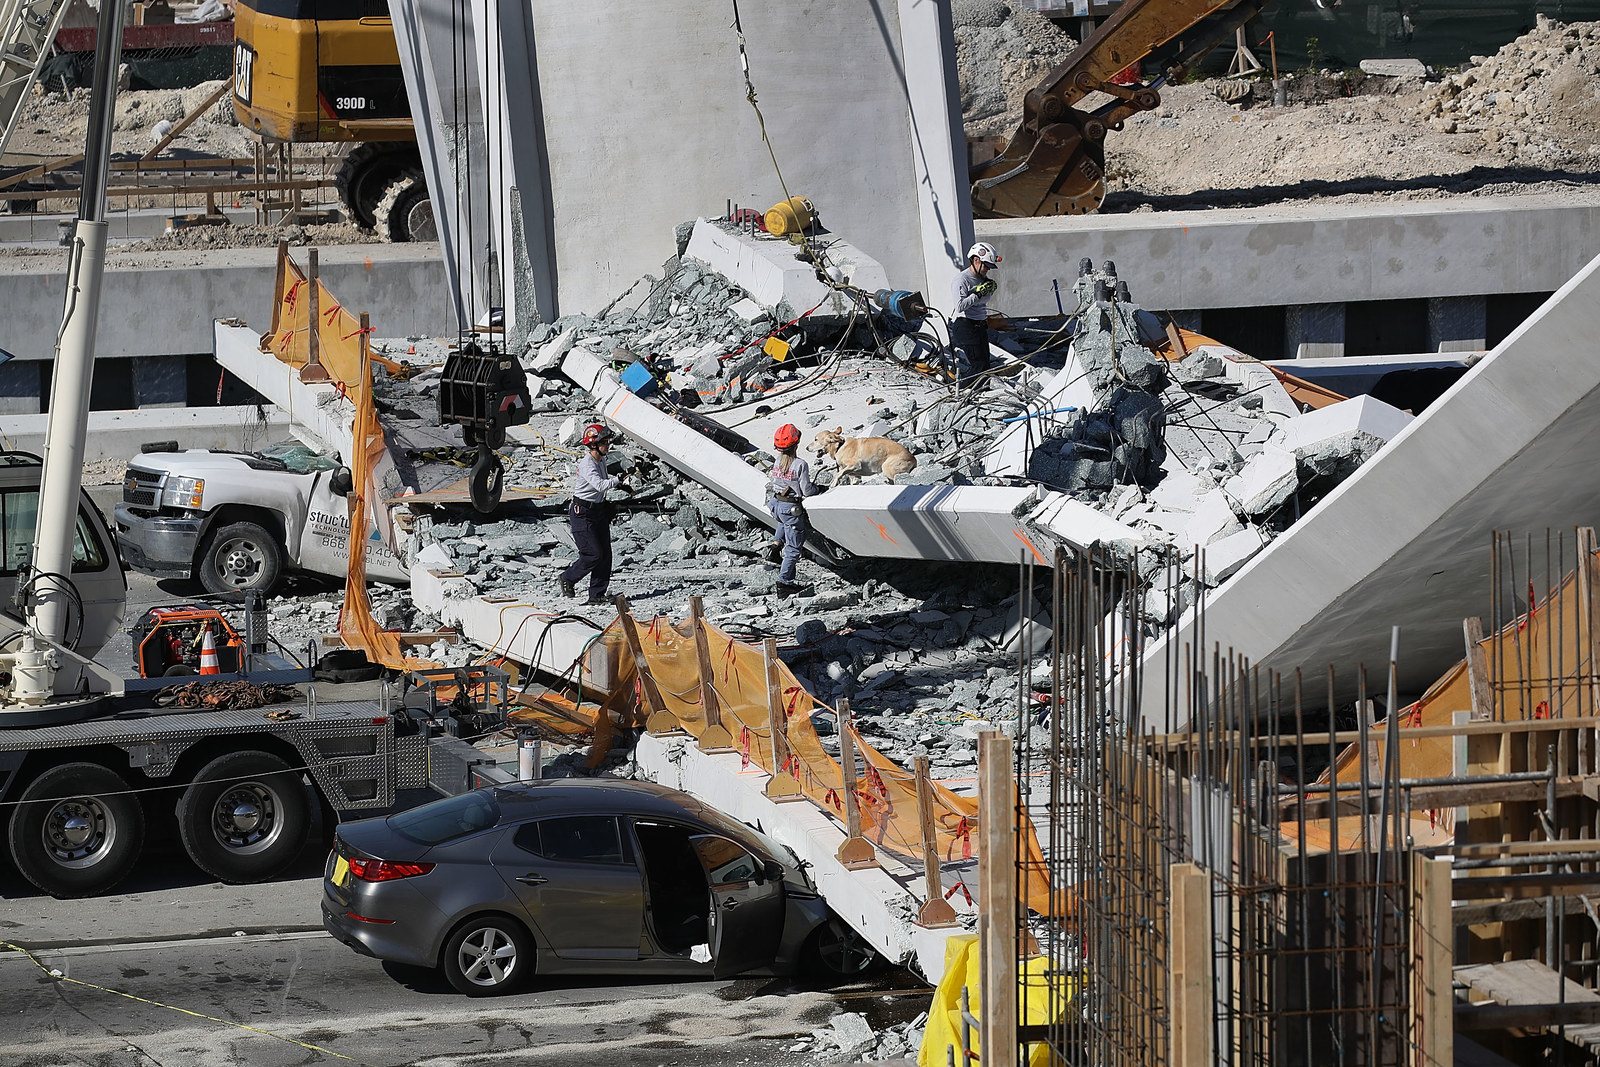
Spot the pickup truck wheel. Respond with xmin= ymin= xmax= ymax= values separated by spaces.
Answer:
xmin=8 ymin=763 xmax=145 ymax=898
xmin=178 ymin=751 xmax=310 ymax=883
xmin=198 ymin=521 xmax=283 ymax=595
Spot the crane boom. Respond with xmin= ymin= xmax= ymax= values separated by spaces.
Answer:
xmin=970 ymin=0 xmax=1273 ymax=218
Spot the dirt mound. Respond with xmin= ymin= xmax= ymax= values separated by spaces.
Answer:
xmin=1417 ymin=15 xmax=1600 ymax=169
xmin=953 ymin=0 xmax=1077 ymax=141
xmin=127 ymin=222 xmax=379 ymax=252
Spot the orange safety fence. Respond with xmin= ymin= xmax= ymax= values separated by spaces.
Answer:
xmin=1305 ymin=550 xmax=1600 ymax=844
xmin=620 ymin=612 xmax=1060 ymax=916
xmin=261 ymin=246 xmax=424 ymax=672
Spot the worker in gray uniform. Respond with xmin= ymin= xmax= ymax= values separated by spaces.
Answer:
xmin=949 ymin=241 xmax=1000 ymax=388
xmin=765 ymin=423 xmax=817 ymax=597
xmin=560 ymin=423 xmax=624 ymax=605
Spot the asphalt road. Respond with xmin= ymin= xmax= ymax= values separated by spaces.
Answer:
xmin=4 ymin=504 xmax=926 ymax=1064
xmin=0 ymin=929 xmax=879 ymax=1067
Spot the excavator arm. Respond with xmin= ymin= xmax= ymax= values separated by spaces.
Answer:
xmin=970 ymin=0 xmax=1273 ymax=218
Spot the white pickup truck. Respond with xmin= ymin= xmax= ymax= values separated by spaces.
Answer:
xmin=114 ymin=449 xmax=409 ymax=595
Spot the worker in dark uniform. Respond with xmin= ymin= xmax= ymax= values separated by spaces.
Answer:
xmin=949 ymin=241 xmax=1000 ymax=388
xmin=766 ymin=424 xmax=817 ymax=597
xmin=560 ymin=423 xmax=622 ymax=606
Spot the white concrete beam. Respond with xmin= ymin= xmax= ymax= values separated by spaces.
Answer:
xmin=684 ymin=221 xmax=890 ymax=316
xmin=1141 ymin=251 xmax=1600 ymax=718
xmin=638 ymin=731 xmax=958 ymax=980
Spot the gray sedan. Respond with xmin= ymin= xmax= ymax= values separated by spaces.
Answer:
xmin=322 ymin=778 xmax=880 ymax=995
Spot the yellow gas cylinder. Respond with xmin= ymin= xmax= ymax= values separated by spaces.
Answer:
xmin=764 ymin=196 xmax=815 ymax=237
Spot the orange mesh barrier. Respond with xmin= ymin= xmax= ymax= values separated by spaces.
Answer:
xmin=1305 ymin=553 xmax=1599 ymax=845
xmin=621 ymin=613 xmax=1059 ymax=915
xmin=260 ymin=247 xmax=421 ymax=671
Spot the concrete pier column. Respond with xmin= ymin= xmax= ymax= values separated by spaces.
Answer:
xmin=1427 ymin=295 xmax=1487 ymax=352
xmin=1286 ymin=303 xmax=1346 ymax=359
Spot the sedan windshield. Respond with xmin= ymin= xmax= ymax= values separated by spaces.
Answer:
xmin=389 ymin=790 xmax=501 ymax=845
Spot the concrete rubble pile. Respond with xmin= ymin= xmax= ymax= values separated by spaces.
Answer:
xmin=1418 ymin=16 xmax=1600 ymax=166
xmin=327 ymin=229 xmax=1405 ymax=788
xmin=802 ymin=1010 xmax=925 ymax=1064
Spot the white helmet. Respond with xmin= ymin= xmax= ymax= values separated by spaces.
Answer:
xmin=967 ymin=241 xmax=1001 ymax=267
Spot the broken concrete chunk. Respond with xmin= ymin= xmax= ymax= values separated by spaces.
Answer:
xmin=1193 ymin=524 xmax=1268 ymax=586
xmin=529 ymin=326 xmax=582 ymax=373
xmin=1178 ymin=490 xmax=1242 ymax=550
xmin=1172 ymin=351 xmax=1224 ymax=382
xmin=1224 ymin=443 xmax=1298 ymax=518
xmin=1361 ymin=58 xmax=1427 ymax=77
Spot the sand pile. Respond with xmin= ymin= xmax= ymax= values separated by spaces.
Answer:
xmin=953 ymin=0 xmax=1077 ymax=141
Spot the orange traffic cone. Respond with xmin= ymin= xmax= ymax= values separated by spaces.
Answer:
xmin=198 ymin=625 xmax=221 ymax=675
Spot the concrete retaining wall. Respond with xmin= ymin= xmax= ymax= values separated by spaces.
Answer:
xmin=0 ymin=244 xmax=452 ymax=363
xmin=982 ymin=193 xmax=1600 ymax=319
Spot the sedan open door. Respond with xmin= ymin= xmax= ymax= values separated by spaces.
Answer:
xmin=691 ymin=834 xmax=783 ymax=978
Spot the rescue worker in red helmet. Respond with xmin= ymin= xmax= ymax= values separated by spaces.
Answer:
xmin=560 ymin=423 xmax=623 ymax=605
xmin=765 ymin=424 xmax=817 ymax=597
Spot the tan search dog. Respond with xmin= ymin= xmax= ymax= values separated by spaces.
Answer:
xmin=808 ymin=427 xmax=918 ymax=484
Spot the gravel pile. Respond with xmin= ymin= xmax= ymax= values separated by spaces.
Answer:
xmin=953 ymin=0 xmax=1078 ymax=141
xmin=1418 ymin=16 xmax=1600 ymax=167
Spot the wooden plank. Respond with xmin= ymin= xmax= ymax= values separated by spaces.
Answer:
xmin=614 ymin=594 xmax=679 ymax=736
xmin=1453 ymin=839 xmax=1600 ymax=858
xmin=833 ymin=699 xmax=877 ymax=869
xmin=978 ymin=734 xmax=1017 ymax=1067
xmin=689 ymin=596 xmax=733 ymax=753
xmin=1581 ymin=527 xmax=1599 ymax=773
xmin=1464 ymin=617 xmax=1494 ymax=721
xmin=1456 ymin=1002 xmax=1600 ymax=1029
xmin=1412 ymin=853 xmax=1454 ymax=1067
xmin=1453 ymin=894 xmax=1595 ymax=926
xmin=913 ymin=755 xmax=957 ymax=928
xmin=762 ymin=638 xmax=802 ymax=801
xmin=1453 ymin=873 xmax=1600 ymax=900
xmin=1287 ymin=776 xmax=1595 ymax=819
xmin=1170 ymin=862 xmax=1212 ymax=1067
xmin=1149 ymin=716 xmax=1600 ymax=749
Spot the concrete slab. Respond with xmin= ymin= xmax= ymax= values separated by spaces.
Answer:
xmin=1141 ymin=250 xmax=1600 ymax=716
xmin=805 ymin=484 xmax=1044 ymax=564
xmin=685 ymin=220 xmax=890 ymax=317
xmin=0 ymin=244 xmax=452 ymax=363
xmin=2 ymin=405 xmax=289 ymax=462
xmin=981 ymin=194 xmax=1600 ymax=317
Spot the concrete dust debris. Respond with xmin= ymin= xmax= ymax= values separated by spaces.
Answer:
xmin=953 ymin=0 xmax=1077 ymax=142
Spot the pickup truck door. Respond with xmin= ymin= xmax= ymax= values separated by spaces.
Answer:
xmin=294 ymin=473 xmax=409 ymax=584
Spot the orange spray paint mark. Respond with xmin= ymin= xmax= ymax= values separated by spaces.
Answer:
xmin=868 ymin=517 xmax=899 ymax=546
xmin=1012 ymin=528 xmax=1047 ymax=565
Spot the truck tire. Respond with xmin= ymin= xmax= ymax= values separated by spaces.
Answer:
xmin=334 ymin=143 xmax=414 ymax=230
xmin=198 ymin=521 xmax=283 ymax=595
xmin=374 ymin=171 xmax=435 ymax=243
xmin=178 ymin=751 xmax=311 ymax=884
xmin=8 ymin=763 xmax=145 ymax=898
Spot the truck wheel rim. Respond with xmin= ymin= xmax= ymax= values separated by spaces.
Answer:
xmin=217 ymin=538 xmax=266 ymax=587
xmin=458 ymin=928 xmax=517 ymax=986
xmin=211 ymin=783 xmax=281 ymax=854
xmin=42 ymin=797 xmax=114 ymax=868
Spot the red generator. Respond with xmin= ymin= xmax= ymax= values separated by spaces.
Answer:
xmin=132 ymin=606 xmax=245 ymax=678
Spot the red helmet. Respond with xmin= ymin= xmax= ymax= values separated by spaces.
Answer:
xmin=581 ymin=423 xmax=613 ymax=446
xmin=774 ymin=424 xmax=801 ymax=450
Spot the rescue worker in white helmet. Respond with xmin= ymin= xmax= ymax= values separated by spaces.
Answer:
xmin=949 ymin=241 xmax=1000 ymax=388
xmin=765 ymin=423 xmax=817 ymax=598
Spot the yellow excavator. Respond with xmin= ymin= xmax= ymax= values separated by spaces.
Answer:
xmin=230 ymin=0 xmax=1272 ymax=235
xmin=231 ymin=0 xmax=431 ymax=240
xmin=971 ymin=0 xmax=1276 ymax=217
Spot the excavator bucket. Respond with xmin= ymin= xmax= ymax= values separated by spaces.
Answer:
xmin=969 ymin=123 xmax=1106 ymax=218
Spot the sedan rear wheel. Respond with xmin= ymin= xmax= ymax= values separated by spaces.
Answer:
xmin=442 ymin=916 xmax=533 ymax=996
